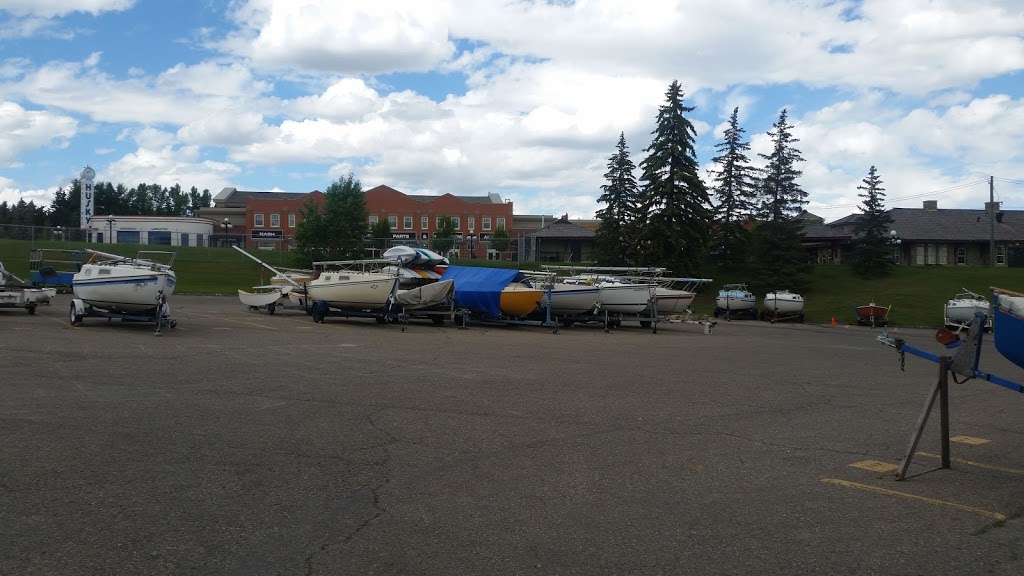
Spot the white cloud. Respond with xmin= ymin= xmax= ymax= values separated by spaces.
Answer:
xmin=0 ymin=101 xmax=77 ymax=166
xmin=104 ymin=143 xmax=241 ymax=193
xmin=0 ymin=0 xmax=133 ymax=18
xmin=226 ymin=0 xmax=456 ymax=73
xmin=0 ymin=175 xmax=58 ymax=206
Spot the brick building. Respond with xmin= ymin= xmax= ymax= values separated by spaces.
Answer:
xmin=364 ymin=185 xmax=514 ymax=259
xmin=200 ymin=188 xmax=324 ymax=250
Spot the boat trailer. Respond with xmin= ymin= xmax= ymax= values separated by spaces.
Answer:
xmin=877 ymin=312 xmax=1023 ymax=480
xmin=70 ymin=292 xmax=176 ymax=335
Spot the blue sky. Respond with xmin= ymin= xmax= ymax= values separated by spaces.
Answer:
xmin=2 ymin=0 xmax=1024 ymax=222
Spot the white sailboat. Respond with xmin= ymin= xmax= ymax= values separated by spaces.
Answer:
xmin=71 ymin=249 xmax=176 ymax=315
xmin=944 ymin=288 xmax=992 ymax=329
xmin=306 ymin=260 xmax=400 ymax=311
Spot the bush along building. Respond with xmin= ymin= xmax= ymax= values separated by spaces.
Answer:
xmin=802 ymin=200 xmax=1024 ymax=267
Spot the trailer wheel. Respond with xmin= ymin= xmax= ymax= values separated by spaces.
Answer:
xmin=431 ymin=316 xmax=445 ymax=326
xmin=312 ymin=301 xmax=326 ymax=323
xmin=639 ymin=320 xmax=652 ymax=328
xmin=69 ymin=302 xmax=83 ymax=326
xmin=27 ymin=304 xmax=36 ymax=315
xmin=267 ymin=304 xmax=276 ymax=315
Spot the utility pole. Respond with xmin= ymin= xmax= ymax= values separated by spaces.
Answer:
xmin=990 ymin=175 xmax=996 ymax=268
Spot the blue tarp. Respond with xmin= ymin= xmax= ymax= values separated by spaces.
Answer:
xmin=439 ymin=266 xmax=527 ymax=317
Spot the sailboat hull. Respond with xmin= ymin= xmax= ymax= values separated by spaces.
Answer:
xmin=597 ymin=284 xmax=651 ymax=314
xmin=307 ymin=274 xmax=398 ymax=311
xmin=72 ymin=268 xmax=176 ymax=314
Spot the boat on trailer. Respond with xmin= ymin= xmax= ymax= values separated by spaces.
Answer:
xmin=992 ymin=287 xmax=1024 ymax=370
xmin=855 ymin=302 xmax=890 ymax=327
xmin=307 ymin=259 xmax=401 ymax=323
xmin=762 ymin=290 xmax=805 ymax=322
xmin=1 ymin=262 xmax=50 ymax=314
xmin=69 ymin=249 xmax=176 ymax=330
xmin=233 ymin=246 xmax=310 ymax=314
xmin=714 ymin=284 xmax=757 ymax=319
xmin=944 ymin=289 xmax=992 ymax=330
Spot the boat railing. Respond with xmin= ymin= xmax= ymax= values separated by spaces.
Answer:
xmin=312 ymin=258 xmax=398 ymax=275
xmin=84 ymin=249 xmax=175 ymax=271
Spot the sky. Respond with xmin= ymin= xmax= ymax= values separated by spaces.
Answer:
xmin=1 ymin=0 xmax=1024 ymax=223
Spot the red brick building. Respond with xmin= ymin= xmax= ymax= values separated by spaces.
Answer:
xmin=199 ymin=188 xmax=324 ymax=250
xmin=364 ymin=185 xmax=514 ymax=259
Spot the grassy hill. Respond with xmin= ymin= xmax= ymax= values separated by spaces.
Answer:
xmin=3 ymin=238 xmax=1022 ymax=328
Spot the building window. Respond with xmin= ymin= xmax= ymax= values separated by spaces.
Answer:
xmin=254 ymin=213 xmax=264 ymax=227
xmin=468 ymin=216 xmax=475 ymax=231
xmin=270 ymin=213 xmax=280 ymax=228
xmin=369 ymin=215 xmax=378 ymax=225
xmin=421 ymin=216 xmax=429 ymax=229
xmin=196 ymin=234 xmax=204 ymax=248
xmin=180 ymin=233 xmax=190 ymax=247
xmin=496 ymin=217 xmax=506 ymax=230
xmin=997 ymin=245 xmax=1006 ymax=265
xmin=956 ymin=247 xmax=966 ymax=265
xmin=482 ymin=216 xmax=492 ymax=231
xmin=926 ymin=243 xmax=936 ymax=265
xmin=451 ymin=216 xmax=460 ymax=229
xmin=915 ymin=245 xmax=924 ymax=265
xmin=436 ymin=216 xmax=444 ymax=228
xmin=389 ymin=215 xmax=398 ymax=228
xmin=404 ymin=216 xmax=413 ymax=230
xmin=288 ymin=213 xmax=296 ymax=228
xmin=938 ymin=243 xmax=947 ymax=265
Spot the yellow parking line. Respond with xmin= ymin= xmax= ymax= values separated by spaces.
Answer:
xmin=917 ymin=452 xmax=1024 ymax=476
xmin=821 ymin=478 xmax=1006 ymax=521
xmin=950 ymin=436 xmax=990 ymax=445
xmin=849 ymin=460 xmax=899 ymax=473
xmin=187 ymin=311 xmax=278 ymax=330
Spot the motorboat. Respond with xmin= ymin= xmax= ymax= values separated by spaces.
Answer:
xmin=992 ymin=288 xmax=1024 ymax=370
xmin=763 ymin=290 xmax=805 ymax=321
xmin=500 ymin=281 xmax=545 ymax=317
xmin=855 ymin=302 xmax=890 ymax=327
xmin=714 ymin=284 xmax=756 ymax=318
xmin=71 ymin=249 xmax=176 ymax=315
xmin=944 ymin=289 xmax=991 ymax=328
xmin=306 ymin=260 xmax=400 ymax=311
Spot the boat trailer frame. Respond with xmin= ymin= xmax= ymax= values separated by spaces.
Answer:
xmin=877 ymin=312 xmax=1023 ymax=480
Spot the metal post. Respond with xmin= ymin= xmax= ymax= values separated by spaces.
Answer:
xmin=896 ymin=356 xmax=951 ymax=480
xmin=989 ymin=175 xmax=996 ymax=267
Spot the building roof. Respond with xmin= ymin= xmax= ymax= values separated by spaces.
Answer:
xmin=527 ymin=216 xmax=596 ymax=239
xmin=213 ymin=187 xmax=317 ymax=208
xmin=801 ymin=223 xmax=852 ymax=240
xmin=827 ymin=207 xmax=1024 ymax=242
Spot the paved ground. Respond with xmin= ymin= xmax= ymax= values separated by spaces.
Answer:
xmin=2 ymin=294 xmax=1024 ymax=575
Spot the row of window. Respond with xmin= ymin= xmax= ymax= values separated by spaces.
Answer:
xmin=368 ymin=215 xmax=506 ymax=231
xmin=909 ymin=244 xmax=1006 ymax=265
xmin=252 ymin=213 xmax=297 ymax=228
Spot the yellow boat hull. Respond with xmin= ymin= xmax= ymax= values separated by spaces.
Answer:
xmin=500 ymin=286 xmax=543 ymax=317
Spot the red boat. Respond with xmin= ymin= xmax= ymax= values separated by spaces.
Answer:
xmin=855 ymin=302 xmax=891 ymax=327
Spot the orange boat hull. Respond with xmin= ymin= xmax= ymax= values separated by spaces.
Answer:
xmin=500 ymin=287 xmax=543 ymax=317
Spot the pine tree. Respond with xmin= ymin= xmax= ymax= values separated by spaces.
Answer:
xmin=635 ymin=80 xmax=714 ymax=275
xmin=748 ymin=109 xmax=810 ymax=294
xmin=757 ymin=109 xmax=806 ymax=221
xmin=850 ymin=166 xmax=895 ymax=278
xmin=708 ymin=107 xmax=757 ymax=266
xmin=594 ymin=132 xmax=640 ymax=266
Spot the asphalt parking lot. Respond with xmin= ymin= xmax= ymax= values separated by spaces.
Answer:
xmin=2 ymin=294 xmax=1024 ymax=575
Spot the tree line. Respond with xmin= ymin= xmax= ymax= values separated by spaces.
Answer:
xmin=593 ymin=79 xmax=893 ymax=289
xmin=0 ymin=180 xmax=214 ymax=239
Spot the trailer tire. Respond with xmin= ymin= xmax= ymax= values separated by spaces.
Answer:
xmin=312 ymin=301 xmax=326 ymax=323
xmin=639 ymin=320 xmax=652 ymax=328
xmin=69 ymin=302 xmax=83 ymax=326
xmin=431 ymin=316 xmax=445 ymax=326
xmin=267 ymin=304 xmax=276 ymax=315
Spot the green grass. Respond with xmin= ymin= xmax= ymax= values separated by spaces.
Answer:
xmin=4 ymin=238 xmax=1023 ymax=327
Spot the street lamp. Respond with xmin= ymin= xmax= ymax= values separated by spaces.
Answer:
xmin=52 ymin=225 xmax=63 ymax=242
xmin=467 ymin=228 xmax=476 ymax=259
xmin=106 ymin=217 xmax=116 ymax=244
xmin=221 ymin=217 xmax=233 ymax=247
xmin=889 ymin=230 xmax=902 ymax=263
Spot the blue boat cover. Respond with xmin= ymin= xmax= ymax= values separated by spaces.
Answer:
xmin=439 ymin=266 xmax=527 ymax=317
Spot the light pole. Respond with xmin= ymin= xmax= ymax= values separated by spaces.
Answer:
xmin=889 ymin=230 xmax=902 ymax=263
xmin=106 ymin=217 xmax=116 ymax=244
xmin=52 ymin=225 xmax=63 ymax=243
xmin=467 ymin=228 xmax=476 ymax=259
xmin=221 ymin=217 xmax=233 ymax=247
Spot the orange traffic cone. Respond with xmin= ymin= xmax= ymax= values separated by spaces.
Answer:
xmin=831 ymin=316 xmax=836 ymax=327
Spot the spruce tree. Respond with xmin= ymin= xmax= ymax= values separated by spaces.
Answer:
xmin=635 ymin=80 xmax=713 ymax=275
xmin=708 ymin=107 xmax=757 ymax=267
xmin=748 ymin=109 xmax=810 ymax=294
xmin=850 ymin=166 xmax=895 ymax=278
xmin=594 ymin=132 xmax=640 ymax=266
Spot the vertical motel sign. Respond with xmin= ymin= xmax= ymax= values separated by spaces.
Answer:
xmin=80 ymin=165 xmax=96 ymax=229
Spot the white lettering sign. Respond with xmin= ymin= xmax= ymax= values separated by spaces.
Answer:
xmin=80 ymin=166 xmax=96 ymax=229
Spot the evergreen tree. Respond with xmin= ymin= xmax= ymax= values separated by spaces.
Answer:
xmin=293 ymin=174 xmax=368 ymax=264
xmin=708 ymin=107 xmax=757 ymax=266
xmin=850 ymin=166 xmax=895 ymax=278
xmin=431 ymin=216 xmax=456 ymax=254
xmin=635 ymin=80 xmax=714 ymax=275
xmin=748 ymin=109 xmax=810 ymax=293
xmin=757 ymin=109 xmax=807 ymax=220
xmin=594 ymin=132 xmax=640 ymax=266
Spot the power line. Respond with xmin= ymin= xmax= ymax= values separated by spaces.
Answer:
xmin=993 ymin=177 xmax=1024 ymax=186
xmin=812 ymin=179 xmax=988 ymax=209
